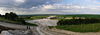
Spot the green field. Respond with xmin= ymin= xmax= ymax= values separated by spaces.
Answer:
xmin=29 ymin=16 xmax=49 ymax=20
xmin=56 ymin=14 xmax=100 ymax=18
xmin=22 ymin=16 xmax=49 ymax=20
xmin=55 ymin=23 xmax=100 ymax=32
xmin=20 ymin=14 xmax=100 ymax=20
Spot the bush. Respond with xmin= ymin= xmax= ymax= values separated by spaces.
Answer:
xmin=57 ymin=18 xmax=100 ymax=25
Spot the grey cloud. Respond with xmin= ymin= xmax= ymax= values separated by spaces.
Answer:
xmin=1 ymin=0 xmax=99 ymax=15
xmin=18 ymin=0 xmax=61 ymax=8
xmin=0 ymin=0 xmax=61 ymax=8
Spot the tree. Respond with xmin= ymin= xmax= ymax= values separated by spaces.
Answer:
xmin=9 ymin=12 xmax=18 ymax=20
xmin=5 ymin=12 xmax=18 ymax=20
xmin=3 ymin=12 xmax=27 ymax=25
xmin=5 ymin=13 xmax=10 ymax=19
xmin=0 ymin=14 xmax=1 ymax=17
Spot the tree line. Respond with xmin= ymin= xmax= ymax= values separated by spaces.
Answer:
xmin=0 ymin=12 xmax=26 ymax=25
xmin=57 ymin=18 xmax=100 ymax=25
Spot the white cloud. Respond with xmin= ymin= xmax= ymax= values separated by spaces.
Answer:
xmin=15 ymin=0 xmax=25 ymax=3
xmin=0 ymin=3 xmax=100 ymax=15
xmin=43 ymin=5 xmax=53 ymax=9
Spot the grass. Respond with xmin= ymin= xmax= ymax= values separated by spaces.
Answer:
xmin=56 ymin=14 xmax=100 ymax=18
xmin=22 ymin=14 xmax=100 ymax=20
xmin=0 ymin=17 xmax=37 ymax=26
xmin=54 ymin=23 xmax=100 ymax=32
xmin=26 ymin=16 xmax=49 ymax=20
xmin=25 ymin=23 xmax=37 ymax=26
xmin=21 ymin=16 xmax=49 ymax=20
xmin=30 ymin=16 xmax=48 ymax=20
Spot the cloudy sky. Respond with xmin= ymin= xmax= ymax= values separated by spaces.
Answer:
xmin=0 ymin=0 xmax=100 ymax=15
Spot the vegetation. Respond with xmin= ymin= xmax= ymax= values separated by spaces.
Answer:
xmin=55 ymin=15 xmax=100 ymax=32
xmin=5 ymin=12 xmax=18 ymax=20
xmin=55 ymin=23 xmax=100 ymax=32
xmin=57 ymin=18 xmax=100 ymax=25
xmin=55 ymin=14 xmax=100 ymax=20
xmin=0 ymin=12 xmax=37 ymax=26
xmin=20 ymin=14 xmax=100 ymax=20
xmin=19 ymin=16 xmax=49 ymax=20
xmin=28 ymin=16 xmax=49 ymax=20
xmin=56 ymin=14 xmax=100 ymax=18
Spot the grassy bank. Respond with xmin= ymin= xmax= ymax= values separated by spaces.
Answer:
xmin=55 ymin=23 xmax=100 ymax=32
xmin=29 ymin=16 xmax=48 ymax=20
xmin=0 ymin=17 xmax=37 ymax=26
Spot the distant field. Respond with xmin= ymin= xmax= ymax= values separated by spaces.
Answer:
xmin=56 ymin=14 xmax=100 ymax=18
xmin=20 ymin=14 xmax=100 ymax=20
xmin=29 ymin=16 xmax=49 ymax=20
xmin=19 ymin=15 xmax=49 ymax=20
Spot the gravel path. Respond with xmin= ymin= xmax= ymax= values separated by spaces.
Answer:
xmin=27 ymin=19 xmax=68 ymax=35
xmin=0 ymin=22 xmax=27 ymax=30
xmin=27 ymin=19 xmax=100 ymax=35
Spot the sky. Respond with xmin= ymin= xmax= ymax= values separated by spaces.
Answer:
xmin=0 ymin=0 xmax=100 ymax=15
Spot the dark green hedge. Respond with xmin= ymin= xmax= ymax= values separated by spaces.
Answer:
xmin=57 ymin=18 xmax=100 ymax=25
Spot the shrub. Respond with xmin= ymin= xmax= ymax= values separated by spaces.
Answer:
xmin=57 ymin=18 xmax=100 ymax=25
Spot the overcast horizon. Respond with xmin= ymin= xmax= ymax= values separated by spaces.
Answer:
xmin=0 ymin=0 xmax=100 ymax=15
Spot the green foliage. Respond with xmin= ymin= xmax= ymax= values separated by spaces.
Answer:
xmin=57 ymin=18 xmax=100 ymax=25
xmin=0 ymin=12 xmax=37 ymax=26
xmin=55 ymin=23 xmax=100 ymax=32
xmin=25 ymin=23 xmax=37 ymax=26
xmin=5 ymin=12 xmax=18 ymax=20
xmin=56 ymin=16 xmax=100 ymax=32
xmin=0 ymin=14 xmax=1 ymax=17
xmin=56 ymin=14 xmax=100 ymax=19
xmin=29 ymin=16 xmax=48 ymax=20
